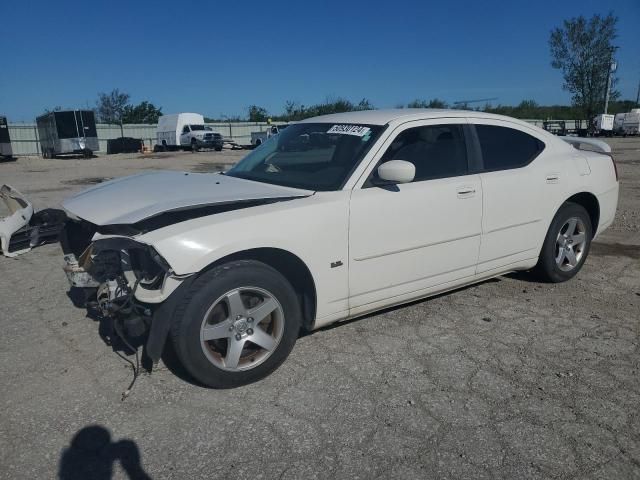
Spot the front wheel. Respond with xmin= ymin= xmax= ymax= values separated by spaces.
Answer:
xmin=170 ymin=260 xmax=301 ymax=388
xmin=191 ymin=139 xmax=199 ymax=152
xmin=534 ymin=202 xmax=592 ymax=283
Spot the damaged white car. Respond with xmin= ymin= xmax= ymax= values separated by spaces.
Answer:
xmin=60 ymin=109 xmax=619 ymax=388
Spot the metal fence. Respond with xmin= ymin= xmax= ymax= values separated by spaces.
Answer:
xmin=5 ymin=119 xmax=585 ymax=156
xmin=5 ymin=121 xmax=286 ymax=156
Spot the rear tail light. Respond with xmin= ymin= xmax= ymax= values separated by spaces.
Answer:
xmin=610 ymin=155 xmax=618 ymax=182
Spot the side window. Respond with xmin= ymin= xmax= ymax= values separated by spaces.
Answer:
xmin=371 ymin=124 xmax=468 ymax=184
xmin=182 ymin=125 xmax=190 ymax=134
xmin=476 ymin=125 xmax=544 ymax=171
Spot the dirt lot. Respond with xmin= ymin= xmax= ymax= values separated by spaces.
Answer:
xmin=1 ymin=141 xmax=639 ymax=480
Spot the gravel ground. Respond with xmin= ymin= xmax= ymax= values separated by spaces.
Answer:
xmin=0 ymin=140 xmax=638 ymax=480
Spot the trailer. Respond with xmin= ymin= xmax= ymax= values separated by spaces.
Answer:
xmin=592 ymin=114 xmax=614 ymax=137
xmin=0 ymin=116 xmax=12 ymax=159
xmin=622 ymin=109 xmax=640 ymax=136
xmin=36 ymin=110 xmax=98 ymax=158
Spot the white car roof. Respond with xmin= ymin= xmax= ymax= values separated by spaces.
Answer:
xmin=299 ymin=108 xmax=534 ymax=128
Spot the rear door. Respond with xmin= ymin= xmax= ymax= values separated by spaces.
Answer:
xmin=471 ymin=120 xmax=558 ymax=274
xmin=348 ymin=119 xmax=482 ymax=314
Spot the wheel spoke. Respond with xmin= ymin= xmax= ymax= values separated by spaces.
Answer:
xmin=247 ymin=297 xmax=278 ymax=324
xmin=249 ymin=326 xmax=277 ymax=351
xmin=571 ymin=232 xmax=585 ymax=245
xmin=201 ymin=320 xmax=233 ymax=341
xmin=566 ymin=218 xmax=577 ymax=235
xmin=565 ymin=247 xmax=578 ymax=266
xmin=225 ymin=338 xmax=246 ymax=369
xmin=555 ymin=246 xmax=565 ymax=264
xmin=226 ymin=290 xmax=247 ymax=318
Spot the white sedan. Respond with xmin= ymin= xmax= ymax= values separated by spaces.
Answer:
xmin=60 ymin=109 xmax=619 ymax=388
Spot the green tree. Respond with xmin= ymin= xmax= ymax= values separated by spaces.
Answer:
xmin=549 ymin=13 xmax=619 ymax=119
xmin=122 ymin=101 xmax=163 ymax=124
xmin=248 ymin=105 xmax=269 ymax=122
xmin=406 ymin=98 xmax=448 ymax=109
xmin=96 ymin=89 xmax=130 ymax=124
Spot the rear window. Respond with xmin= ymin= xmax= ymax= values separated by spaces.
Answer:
xmin=476 ymin=125 xmax=544 ymax=171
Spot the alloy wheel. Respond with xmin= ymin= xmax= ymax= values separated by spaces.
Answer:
xmin=199 ymin=287 xmax=284 ymax=371
xmin=555 ymin=217 xmax=587 ymax=272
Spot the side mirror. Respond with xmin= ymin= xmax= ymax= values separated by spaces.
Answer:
xmin=377 ymin=160 xmax=415 ymax=184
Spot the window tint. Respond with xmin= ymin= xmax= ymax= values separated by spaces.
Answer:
xmin=182 ymin=125 xmax=190 ymax=133
xmin=374 ymin=124 xmax=468 ymax=183
xmin=476 ymin=125 xmax=544 ymax=171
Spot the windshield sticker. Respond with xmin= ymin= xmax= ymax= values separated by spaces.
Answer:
xmin=327 ymin=125 xmax=371 ymax=136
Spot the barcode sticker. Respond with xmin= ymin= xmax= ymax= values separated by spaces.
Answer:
xmin=327 ymin=125 xmax=371 ymax=136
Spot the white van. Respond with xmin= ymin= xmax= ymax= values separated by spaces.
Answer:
xmin=156 ymin=113 xmax=223 ymax=151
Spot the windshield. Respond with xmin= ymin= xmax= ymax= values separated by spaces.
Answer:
xmin=190 ymin=124 xmax=206 ymax=131
xmin=226 ymin=123 xmax=383 ymax=191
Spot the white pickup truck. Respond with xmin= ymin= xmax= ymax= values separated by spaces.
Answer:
xmin=250 ymin=125 xmax=288 ymax=147
xmin=156 ymin=113 xmax=224 ymax=152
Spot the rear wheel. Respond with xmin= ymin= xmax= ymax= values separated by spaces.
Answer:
xmin=534 ymin=202 xmax=592 ymax=282
xmin=171 ymin=260 xmax=301 ymax=388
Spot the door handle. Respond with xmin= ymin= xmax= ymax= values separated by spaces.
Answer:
xmin=457 ymin=186 xmax=476 ymax=198
xmin=546 ymin=174 xmax=559 ymax=184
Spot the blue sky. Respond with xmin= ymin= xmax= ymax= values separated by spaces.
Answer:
xmin=1 ymin=0 xmax=638 ymax=121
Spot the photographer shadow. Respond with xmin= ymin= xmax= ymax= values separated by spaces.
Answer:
xmin=59 ymin=425 xmax=152 ymax=480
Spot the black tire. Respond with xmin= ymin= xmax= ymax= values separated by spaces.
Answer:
xmin=215 ymin=146 xmax=223 ymax=152
xmin=534 ymin=202 xmax=592 ymax=283
xmin=171 ymin=260 xmax=302 ymax=388
xmin=191 ymin=139 xmax=199 ymax=152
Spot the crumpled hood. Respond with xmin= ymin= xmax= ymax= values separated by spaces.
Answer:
xmin=62 ymin=171 xmax=313 ymax=226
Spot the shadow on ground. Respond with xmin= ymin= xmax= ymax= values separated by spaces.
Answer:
xmin=58 ymin=425 xmax=152 ymax=480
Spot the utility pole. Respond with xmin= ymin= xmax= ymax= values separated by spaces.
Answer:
xmin=636 ymin=78 xmax=640 ymax=107
xmin=603 ymin=47 xmax=617 ymax=114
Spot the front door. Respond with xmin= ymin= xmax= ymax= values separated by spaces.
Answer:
xmin=348 ymin=120 xmax=482 ymax=315
xmin=180 ymin=125 xmax=191 ymax=146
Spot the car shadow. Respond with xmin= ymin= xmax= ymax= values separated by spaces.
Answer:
xmin=66 ymin=287 xmax=150 ymax=368
xmin=504 ymin=271 xmax=543 ymax=283
xmin=158 ymin=339 xmax=207 ymax=388
xmin=302 ymin=277 xmax=502 ymax=336
xmin=58 ymin=425 xmax=152 ymax=480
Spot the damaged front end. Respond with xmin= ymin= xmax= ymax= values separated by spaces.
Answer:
xmin=61 ymin=219 xmax=193 ymax=364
